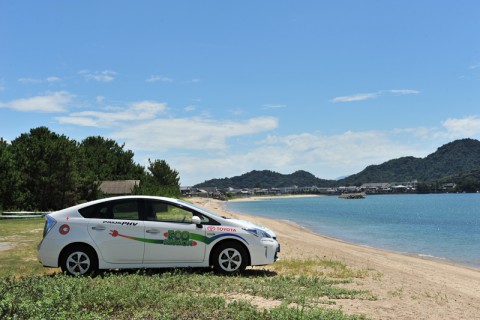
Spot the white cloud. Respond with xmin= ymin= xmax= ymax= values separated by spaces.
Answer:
xmin=0 ymin=91 xmax=72 ymax=113
xmin=18 ymin=78 xmax=42 ymax=84
xmin=18 ymin=76 xmax=62 ymax=84
xmin=112 ymin=116 xmax=278 ymax=151
xmin=331 ymin=92 xmax=378 ymax=103
xmin=442 ymin=116 xmax=480 ymax=137
xmin=392 ymin=126 xmax=438 ymax=139
xmin=46 ymin=76 xmax=61 ymax=82
xmin=259 ymin=131 xmax=421 ymax=168
xmin=262 ymin=104 xmax=287 ymax=109
xmin=388 ymin=89 xmax=420 ymax=95
xmin=145 ymin=75 xmax=173 ymax=82
xmin=79 ymin=70 xmax=117 ymax=82
xmin=56 ymin=100 xmax=166 ymax=127
xmin=173 ymin=129 xmax=430 ymax=185
xmin=331 ymin=89 xmax=419 ymax=103
xmin=56 ymin=116 xmax=99 ymax=127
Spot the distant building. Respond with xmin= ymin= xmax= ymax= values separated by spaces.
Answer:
xmin=442 ymin=183 xmax=456 ymax=190
xmin=360 ymin=183 xmax=391 ymax=193
xmin=99 ymin=180 xmax=140 ymax=196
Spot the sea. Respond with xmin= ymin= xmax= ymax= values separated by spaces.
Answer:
xmin=225 ymin=193 xmax=480 ymax=269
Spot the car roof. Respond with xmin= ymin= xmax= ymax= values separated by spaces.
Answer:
xmin=52 ymin=195 xmax=184 ymax=214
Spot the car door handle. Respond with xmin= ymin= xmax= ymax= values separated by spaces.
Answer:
xmin=91 ymin=226 xmax=106 ymax=231
xmin=146 ymin=229 xmax=160 ymax=234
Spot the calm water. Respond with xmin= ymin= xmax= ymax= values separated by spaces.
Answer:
xmin=226 ymin=194 xmax=480 ymax=268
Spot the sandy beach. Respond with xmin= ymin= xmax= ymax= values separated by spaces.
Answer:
xmin=189 ymin=196 xmax=480 ymax=320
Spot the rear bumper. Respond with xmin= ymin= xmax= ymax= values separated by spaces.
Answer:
xmin=37 ymin=238 xmax=62 ymax=267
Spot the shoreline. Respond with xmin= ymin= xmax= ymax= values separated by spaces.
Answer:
xmin=228 ymin=194 xmax=322 ymax=202
xmin=188 ymin=196 xmax=480 ymax=319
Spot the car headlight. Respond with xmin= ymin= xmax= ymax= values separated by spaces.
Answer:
xmin=243 ymin=228 xmax=272 ymax=238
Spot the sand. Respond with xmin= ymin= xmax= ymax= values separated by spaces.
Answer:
xmin=189 ymin=196 xmax=480 ymax=320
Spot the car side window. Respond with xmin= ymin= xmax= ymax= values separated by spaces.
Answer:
xmin=79 ymin=200 xmax=140 ymax=220
xmin=148 ymin=201 xmax=193 ymax=223
xmin=111 ymin=200 xmax=140 ymax=220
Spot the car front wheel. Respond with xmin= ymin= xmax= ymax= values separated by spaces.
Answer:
xmin=212 ymin=242 xmax=248 ymax=274
xmin=60 ymin=245 xmax=98 ymax=276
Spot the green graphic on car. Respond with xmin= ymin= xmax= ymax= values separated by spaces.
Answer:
xmin=109 ymin=229 xmax=248 ymax=246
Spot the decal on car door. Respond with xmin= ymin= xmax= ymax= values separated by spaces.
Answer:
xmin=109 ymin=229 xmax=248 ymax=246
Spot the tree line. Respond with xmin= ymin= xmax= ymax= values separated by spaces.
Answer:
xmin=0 ymin=127 xmax=181 ymax=211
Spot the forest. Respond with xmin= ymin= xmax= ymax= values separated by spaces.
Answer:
xmin=0 ymin=127 xmax=180 ymax=211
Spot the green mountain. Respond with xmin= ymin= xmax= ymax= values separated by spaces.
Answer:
xmin=195 ymin=170 xmax=337 ymax=189
xmin=340 ymin=138 xmax=480 ymax=185
xmin=195 ymin=139 xmax=480 ymax=189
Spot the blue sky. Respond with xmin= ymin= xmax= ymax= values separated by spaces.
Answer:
xmin=1 ymin=1 xmax=480 ymax=185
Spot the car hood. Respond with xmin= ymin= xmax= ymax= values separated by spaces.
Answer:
xmin=226 ymin=219 xmax=277 ymax=238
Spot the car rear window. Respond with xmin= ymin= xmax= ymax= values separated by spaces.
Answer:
xmin=79 ymin=200 xmax=140 ymax=220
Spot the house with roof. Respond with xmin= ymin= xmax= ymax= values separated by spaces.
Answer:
xmin=99 ymin=180 xmax=140 ymax=196
xmin=360 ymin=183 xmax=391 ymax=193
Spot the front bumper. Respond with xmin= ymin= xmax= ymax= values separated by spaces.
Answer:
xmin=249 ymin=238 xmax=280 ymax=266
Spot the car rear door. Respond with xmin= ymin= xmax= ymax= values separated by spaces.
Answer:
xmin=86 ymin=199 xmax=145 ymax=263
xmin=142 ymin=200 xmax=206 ymax=263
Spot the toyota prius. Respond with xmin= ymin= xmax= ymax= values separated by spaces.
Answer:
xmin=37 ymin=196 xmax=280 ymax=275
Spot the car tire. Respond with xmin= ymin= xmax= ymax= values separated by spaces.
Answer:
xmin=212 ymin=241 xmax=248 ymax=274
xmin=60 ymin=245 xmax=98 ymax=276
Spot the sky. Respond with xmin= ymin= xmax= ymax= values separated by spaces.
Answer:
xmin=1 ymin=1 xmax=480 ymax=186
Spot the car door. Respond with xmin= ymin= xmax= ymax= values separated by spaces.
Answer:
xmin=143 ymin=200 xmax=206 ymax=263
xmin=86 ymin=199 xmax=145 ymax=264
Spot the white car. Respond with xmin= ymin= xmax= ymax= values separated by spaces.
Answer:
xmin=37 ymin=196 xmax=280 ymax=275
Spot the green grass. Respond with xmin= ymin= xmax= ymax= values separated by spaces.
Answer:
xmin=0 ymin=271 xmax=371 ymax=319
xmin=0 ymin=219 xmax=374 ymax=319
xmin=0 ymin=218 xmax=51 ymax=277
xmin=271 ymin=258 xmax=370 ymax=278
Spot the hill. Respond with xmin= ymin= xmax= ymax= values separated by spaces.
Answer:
xmin=339 ymin=138 xmax=480 ymax=185
xmin=195 ymin=170 xmax=337 ymax=189
xmin=195 ymin=139 xmax=480 ymax=189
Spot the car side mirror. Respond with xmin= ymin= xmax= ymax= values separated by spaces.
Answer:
xmin=192 ymin=216 xmax=202 ymax=226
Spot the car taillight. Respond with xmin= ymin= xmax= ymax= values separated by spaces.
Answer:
xmin=43 ymin=214 xmax=57 ymax=238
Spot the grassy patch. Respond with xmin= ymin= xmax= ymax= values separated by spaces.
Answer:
xmin=1 ymin=219 xmax=374 ymax=319
xmin=270 ymin=258 xmax=370 ymax=279
xmin=0 ymin=271 xmax=371 ymax=319
xmin=0 ymin=218 xmax=52 ymax=277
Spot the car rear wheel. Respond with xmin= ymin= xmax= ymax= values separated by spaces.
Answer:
xmin=212 ymin=242 xmax=248 ymax=274
xmin=60 ymin=245 xmax=98 ymax=276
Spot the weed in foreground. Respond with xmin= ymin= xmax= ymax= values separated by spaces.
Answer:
xmin=270 ymin=257 xmax=371 ymax=279
xmin=0 ymin=271 xmax=370 ymax=319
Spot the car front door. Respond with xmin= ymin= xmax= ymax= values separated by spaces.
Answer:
xmin=87 ymin=199 xmax=145 ymax=264
xmin=143 ymin=200 xmax=206 ymax=263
